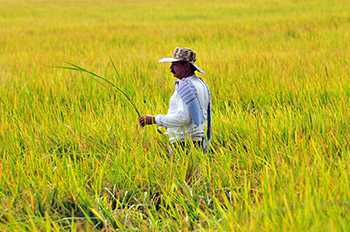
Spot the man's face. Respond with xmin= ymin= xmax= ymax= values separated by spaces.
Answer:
xmin=170 ymin=61 xmax=189 ymax=79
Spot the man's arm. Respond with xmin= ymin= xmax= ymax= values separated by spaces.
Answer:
xmin=154 ymin=94 xmax=191 ymax=128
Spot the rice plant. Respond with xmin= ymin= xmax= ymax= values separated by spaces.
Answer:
xmin=0 ymin=0 xmax=350 ymax=230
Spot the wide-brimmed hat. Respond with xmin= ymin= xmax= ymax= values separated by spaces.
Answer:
xmin=159 ymin=47 xmax=205 ymax=74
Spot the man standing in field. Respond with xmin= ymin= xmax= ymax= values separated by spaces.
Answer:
xmin=139 ymin=47 xmax=212 ymax=152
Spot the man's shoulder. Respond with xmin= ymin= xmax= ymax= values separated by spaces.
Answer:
xmin=177 ymin=76 xmax=209 ymax=93
xmin=191 ymin=76 xmax=209 ymax=90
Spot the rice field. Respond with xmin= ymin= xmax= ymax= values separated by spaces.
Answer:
xmin=1 ymin=0 xmax=350 ymax=230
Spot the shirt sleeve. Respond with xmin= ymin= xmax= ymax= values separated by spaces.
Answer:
xmin=155 ymin=92 xmax=191 ymax=128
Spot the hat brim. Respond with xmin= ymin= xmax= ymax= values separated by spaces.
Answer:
xmin=159 ymin=57 xmax=205 ymax=74
xmin=190 ymin=63 xmax=205 ymax=74
xmin=159 ymin=57 xmax=181 ymax=63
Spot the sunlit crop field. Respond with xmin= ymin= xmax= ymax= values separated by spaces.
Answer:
xmin=1 ymin=0 xmax=350 ymax=230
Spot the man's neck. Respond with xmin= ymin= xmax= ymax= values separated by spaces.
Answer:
xmin=180 ymin=72 xmax=195 ymax=80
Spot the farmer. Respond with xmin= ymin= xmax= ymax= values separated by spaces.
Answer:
xmin=139 ymin=47 xmax=212 ymax=152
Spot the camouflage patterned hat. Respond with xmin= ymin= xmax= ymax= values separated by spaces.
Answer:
xmin=159 ymin=47 xmax=205 ymax=74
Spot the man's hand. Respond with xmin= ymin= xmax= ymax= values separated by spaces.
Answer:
xmin=139 ymin=115 xmax=156 ymax=127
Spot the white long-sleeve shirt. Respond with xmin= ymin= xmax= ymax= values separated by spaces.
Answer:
xmin=155 ymin=75 xmax=210 ymax=143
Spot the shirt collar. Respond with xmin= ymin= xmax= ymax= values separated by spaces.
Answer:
xmin=175 ymin=75 xmax=197 ymax=85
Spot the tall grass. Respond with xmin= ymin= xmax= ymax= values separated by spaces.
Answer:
xmin=1 ymin=0 xmax=350 ymax=230
xmin=56 ymin=61 xmax=142 ymax=117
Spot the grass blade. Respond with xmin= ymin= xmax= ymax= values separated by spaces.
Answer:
xmin=56 ymin=63 xmax=141 ymax=117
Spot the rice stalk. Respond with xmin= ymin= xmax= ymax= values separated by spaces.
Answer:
xmin=56 ymin=62 xmax=141 ymax=117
